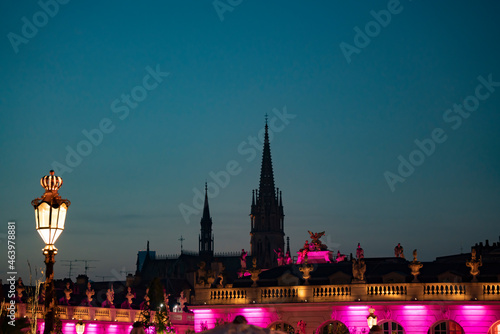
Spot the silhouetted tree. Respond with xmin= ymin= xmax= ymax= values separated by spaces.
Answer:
xmin=148 ymin=277 xmax=164 ymax=310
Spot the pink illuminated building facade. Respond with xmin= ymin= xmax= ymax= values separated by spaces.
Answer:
xmin=9 ymin=303 xmax=194 ymax=334
xmin=188 ymin=239 xmax=500 ymax=333
xmin=191 ymin=281 xmax=500 ymax=334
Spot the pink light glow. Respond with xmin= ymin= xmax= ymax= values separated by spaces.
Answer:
xmin=193 ymin=309 xmax=213 ymax=314
xmin=403 ymin=305 xmax=426 ymax=310
xmin=63 ymin=323 xmax=75 ymax=334
xmin=241 ymin=307 xmax=267 ymax=327
xmin=241 ymin=308 xmax=269 ymax=327
xmin=107 ymin=324 xmax=120 ymax=334
xmin=346 ymin=305 xmax=370 ymax=317
xmin=83 ymin=323 xmax=99 ymax=334
xmin=462 ymin=305 xmax=485 ymax=309
xmin=242 ymin=308 xmax=264 ymax=312
xmin=461 ymin=304 xmax=487 ymax=317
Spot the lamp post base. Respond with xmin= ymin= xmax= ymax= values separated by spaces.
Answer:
xmin=43 ymin=248 xmax=56 ymax=334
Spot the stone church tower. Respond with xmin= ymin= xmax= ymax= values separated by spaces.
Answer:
xmin=250 ymin=118 xmax=285 ymax=268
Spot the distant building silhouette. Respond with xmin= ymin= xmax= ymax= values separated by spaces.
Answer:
xmin=136 ymin=117 xmax=285 ymax=282
xmin=135 ymin=185 xmax=240 ymax=283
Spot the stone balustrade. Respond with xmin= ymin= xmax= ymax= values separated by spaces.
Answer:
xmin=9 ymin=303 xmax=194 ymax=324
xmin=194 ymin=281 xmax=492 ymax=305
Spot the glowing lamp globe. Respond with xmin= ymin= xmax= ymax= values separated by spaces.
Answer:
xmin=76 ymin=321 xmax=85 ymax=334
xmin=367 ymin=307 xmax=377 ymax=329
xmin=32 ymin=170 xmax=71 ymax=252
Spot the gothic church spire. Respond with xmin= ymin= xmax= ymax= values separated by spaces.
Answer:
xmin=250 ymin=116 xmax=285 ymax=268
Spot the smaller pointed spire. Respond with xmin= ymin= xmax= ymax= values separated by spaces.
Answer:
xmin=252 ymin=190 xmax=255 ymax=206
xmin=145 ymin=241 xmax=150 ymax=261
xmin=200 ymin=182 xmax=214 ymax=257
xmin=280 ymin=191 xmax=283 ymax=207
xmin=202 ymin=182 xmax=210 ymax=219
xmin=286 ymin=236 xmax=290 ymax=255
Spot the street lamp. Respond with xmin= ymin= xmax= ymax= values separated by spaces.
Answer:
xmin=32 ymin=170 xmax=70 ymax=334
xmin=367 ymin=307 xmax=377 ymax=329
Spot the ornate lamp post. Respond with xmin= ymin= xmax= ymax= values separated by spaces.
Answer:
xmin=367 ymin=307 xmax=377 ymax=329
xmin=32 ymin=170 xmax=71 ymax=334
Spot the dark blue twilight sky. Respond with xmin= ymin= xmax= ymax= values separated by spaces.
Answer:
xmin=1 ymin=1 xmax=499 ymax=282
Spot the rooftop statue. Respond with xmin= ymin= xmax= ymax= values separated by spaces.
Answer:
xmin=356 ymin=243 xmax=364 ymax=259
xmin=466 ymin=248 xmax=482 ymax=282
xmin=102 ymin=285 xmax=115 ymax=308
xmin=81 ymin=282 xmax=95 ymax=306
xmin=299 ymin=255 xmax=314 ymax=285
xmin=408 ymin=249 xmax=423 ymax=282
xmin=274 ymin=248 xmax=285 ymax=266
xmin=240 ymin=249 xmax=248 ymax=270
xmin=308 ymin=231 xmax=327 ymax=251
xmin=297 ymin=231 xmax=333 ymax=264
xmin=121 ymin=286 xmax=135 ymax=309
xmin=196 ymin=261 xmax=207 ymax=286
xmin=394 ymin=243 xmax=405 ymax=259
xmin=60 ymin=281 xmax=72 ymax=305
xmin=248 ymin=257 xmax=261 ymax=287
xmin=336 ymin=250 xmax=346 ymax=263
xmin=178 ymin=291 xmax=187 ymax=311
xmin=126 ymin=287 xmax=135 ymax=304
xmin=352 ymin=258 xmax=366 ymax=282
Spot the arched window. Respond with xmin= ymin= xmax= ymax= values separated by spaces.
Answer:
xmin=488 ymin=321 xmax=500 ymax=334
xmin=428 ymin=321 xmax=464 ymax=334
xmin=379 ymin=321 xmax=405 ymax=334
xmin=319 ymin=321 xmax=350 ymax=334
xmin=268 ymin=321 xmax=294 ymax=334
